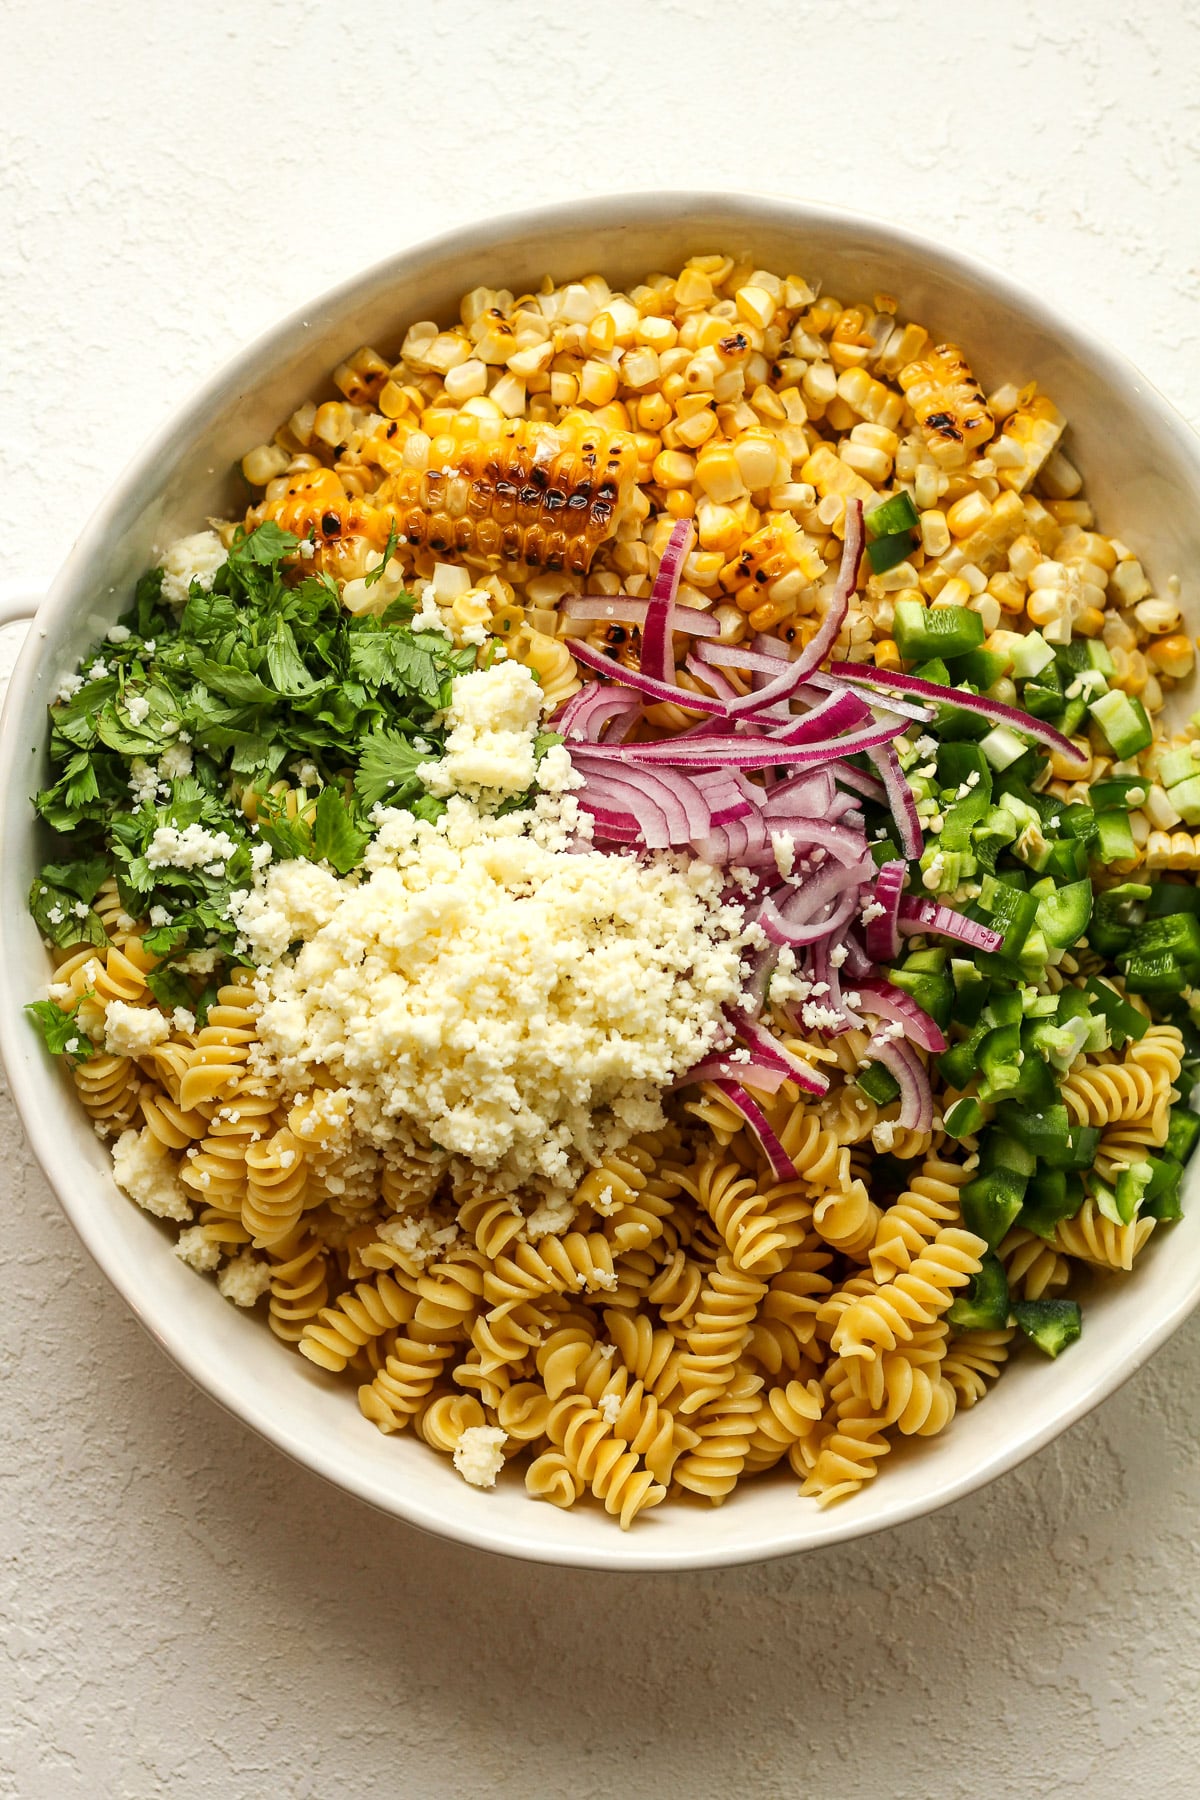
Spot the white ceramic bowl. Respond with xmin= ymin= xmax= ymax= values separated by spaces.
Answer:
xmin=4 ymin=193 xmax=1200 ymax=1571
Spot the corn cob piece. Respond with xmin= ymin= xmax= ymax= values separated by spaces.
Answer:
xmin=252 ymin=467 xmax=391 ymax=582
xmin=991 ymin=392 xmax=1066 ymax=493
xmin=377 ymin=417 xmax=638 ymax=575
xmin=898 ymin=343 xmax=995 ymax=468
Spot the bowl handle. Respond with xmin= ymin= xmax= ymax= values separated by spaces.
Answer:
xmin=0 ymin=585 xmax=44 ymax=711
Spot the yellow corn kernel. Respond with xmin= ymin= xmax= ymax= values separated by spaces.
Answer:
xmin=635 ymin=392 xmax=671 ymax=431
xmin=748 ymin=595 xmax=796 ymax=632
xmin=695 ymin=444 xmax=749 ymax=504
xmin=836 ymin=366 xmax=904 ymax=430
xmin=799 ymin=443 xmax=875 ymax=503
xmin=1146 ymin=830 xmax=1200 ymax=870
xmin=919 ymin=510 xmax=951 ymax=557
xmin=652 ymin=449 xmax=695 ymax=488
xmin=1134 ymin=596 xmax=1182 ymax=635
xmin=684 ymin=548 xmax=724 ymax=586
xmin=1038 ymin=449 xmax=1082 ymax=499
xmin=674 ymin=408 xmax=719 ymax=449
xmin=734 ymin=430 xmax=787 ymax=492
xmin=696 ymin=502 xmax=742 ymax=554
xmin=1049 ymin=738 xmax=1092 ymax=782
xmin=840 ymin=441 xmax=892 ymax=484
xmin=898 ymin=343 xmax=995 ymax=468
xmin=986 ymin=570 xmax=1026 ymax=614
xmin=874 ymin=638 xmax=903 ymax=670
xmin=576 ymin=359 xmax=618 ymax=407
xmin=1147 ymin=634 xmax=1196 ymax=679
xmin=675 ymin=267 xmax=715 ymax=310
xmin=242 ymin=443 xmax=291 ymax=486
xmin=1074 ymin=606 xmax=1105 ymax=638
xmin=878 ymin=319 xmax=929 ymax=376
xmin=736 ymin=285 xmax=776 ymax=330
xmin=665 ymin=489 xmax=695 ymax=519
xmin=990 ymin=393 xmax=1065 ymax=494
xmin=829 ymin=306 xmax=874 ymax=372
xmin=945 ymin=490 xmax=992 ymax=538
xmin=1111 ymin=559 xmax=1152 ymax=607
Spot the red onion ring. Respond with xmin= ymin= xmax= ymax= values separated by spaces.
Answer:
xmin=828 ymin=662 xmax=1091 ymax=770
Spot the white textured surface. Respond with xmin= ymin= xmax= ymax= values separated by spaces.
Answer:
xmin=3 ymin=1 xmax=1200 ymax=1793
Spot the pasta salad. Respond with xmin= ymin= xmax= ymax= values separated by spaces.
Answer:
xmin=26 ymin=252 xmax=1200 ymax=1525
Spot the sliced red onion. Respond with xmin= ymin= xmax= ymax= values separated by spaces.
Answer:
xmin=684 ymin=653 xmax=741 ymax=702
xmin=570 ymin=755 xmax=711 ymax=843
xmin=556 ymin=684 xmax=644 ymax=745
xmin=841 ymin=933 xmax=872 ymax=978
xmin=898 ymin=896 xmax=1003 ymax=952
xmin=759 ymin=885 xmax=861 ymax=948
xmin=780 ymin=497 xmax=866 ymax=683
xmin=591 ymin=718 xmax=908 ymax=770
xmin=868 ymin=1036 xmax=934 ymax=1133
xmin=765 ymin=816 xmax=871 ymax=867
xmin=827 ymin=662 xmax=1091 ymax=770
xmin=864 ymin=859 xmax=906 ymax=961
xmin=807 ymin=668 xmax=933 ymax=724
xmin=761 ymin=771 xmax=836 ymax=816
xmin=699 ymin=641 xmax=798 ymax=676
xmin=867 ymin=741 xmax=923 ymax=860
xmin=566 ymin=635 xmax=731 ymax=715
xmin=724 ymin=1007 xmax=830 ymax=1096
xmin=679 ymin=1055 xmax=791 ymax=1093
xmin=640 ymin=518 xmax=696 ymax=684
xmin=561 ymin=592 xmax=718 ymax=636
xmin=771 ymin=688 xmax=874 ymax=745
xmin=832 ymin=762 xmax=888 ymax=804
xmin=709 ymin=1081 xmax=801 ymax=1180
xmin=853 ymin=977 xmax=948 ymax=1055
xmin=739 ymin=942 xmax=779 ymax=1019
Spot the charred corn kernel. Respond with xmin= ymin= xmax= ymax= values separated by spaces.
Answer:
xmin=829 ymin=306 xmax=874 ymax=372
xmin=1147 ymin=634 xmax=1196 ymax=679
xmin=874 ymin=638 xmax=903 ymax=670
xmin=725 ymin=518 xmax=810 ymax=600
xmin=636 ymin=393 xmax=671 ymax=431
xmin=242 ymin=443 xmax=291 ymax=486
xmin=695 ymin=444 xmax=749 ymax=504
xmin=919 ymin=509 xmax=951 ymax=556
xmin=444 ymin=360 xmax=488 ymax=403
xmin=878 ymin=320 xmax=928 ymax=376
xmin=696 ymin=501 xmax=742 ymax=553
xmin=945 ymin=491 xmax=992 ymax=538
xmin=898 ymin=343 xmax=995 ymax=468
xmin=332 ymin=346 xmax=390 ymax=407
xmin=674 ymin=407 xmax=719 ymax=448
xmin=800 ymin=443 xmax=875 ymax=503
xmin=836 ymin=367 xmax=904 ymax=430
xmin=375 ymin=417 xmax=636 ymax=575
xmin=652 ymin=449 xmax=695 ymax=488
xmin=1146 ymin=830 xmax=1200 ymax=870
xmin=665 ymin=489 xmax=695 ymax=519
xmin=1038 ymin=448 xmax=1082 ymax=499
xmin=579 ymin=360 xmax=619 ymax=406
xmin=748 ymin=595 xmax=796 ymax=632
xmin=622 ymin=346 xmax=661 ymax=389
xmin=1135 ymin=596 xmax=1182 ymax=635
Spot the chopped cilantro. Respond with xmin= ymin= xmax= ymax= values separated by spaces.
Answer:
xmin=25 ymin=998 xmax=95 ymax=1061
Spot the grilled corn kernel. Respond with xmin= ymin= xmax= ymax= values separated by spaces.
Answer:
xmin=652 ymin=450 xmax=695 ymax=488
xmin=375 ymin=417 xmax=637 ymax=575
xmin=242 ymin=443 xmax=291 ymax=486
xmin=898 ymin=343 xmax=995 ymax=469
xmin=874 ymin=638 xmax=903 ymax=670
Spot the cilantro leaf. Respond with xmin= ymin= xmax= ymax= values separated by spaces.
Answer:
xmin=25 ymin=999 xmax=94 ymax=1062
xmin=311 ymin=787 xmax=371 ymax=874
xmin=29 ymin=879 xmax=109 ymax=950
xmin=228 ymin=520 xmax=299 ymax=569
xmin=364 ymin=522 xmax=400 ymax=588
xmin=353 ymin=729 xmax=430 ymax=811
xmin=146 ymin=964 xmax=198 ymax=1015
xmin=265 ymin=616 xmax=319 ymax=695
xmin=39 ymin=856 xmax=111 ymax=906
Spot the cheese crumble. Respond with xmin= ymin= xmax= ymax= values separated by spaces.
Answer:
xmin=453 ymin=1425 xmax=508 ymax=1488
xmin=234 ymin=664 xmax=747 ymax=1190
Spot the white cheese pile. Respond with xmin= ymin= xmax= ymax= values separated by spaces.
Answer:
xmin=234 ymin=662 xmax=748 ymax=1189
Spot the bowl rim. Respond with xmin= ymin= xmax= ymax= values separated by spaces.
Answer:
xmin=5 ymin=187 xmax=1200 ymax=1572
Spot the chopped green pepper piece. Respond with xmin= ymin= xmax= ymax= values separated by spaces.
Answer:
xmin=1087 ymin=883 xmax=1150 ymax=959
xmin=952 ymin=647 xmax=1011 ymax=691
xmin=970 ymin=874 xmax=1039 ymax=961
xmin=1089 ymin=688 xmax=1153 ymax=757
xmin=937 ymin=1021 xmax=990 ymax=1090
xmin=1146 ymin=881 xmax=1200 ymax=919
xmin=864 ymin=491 xmax=920 ymax=537
xmin=1094 ymin=810 xmax=1137 ymax=863
xmin=1023 ymin=683 xmax=1069 ymax=722
xmin=1166 ymin=776 xmax=1200 ymax=825
xmin=1014 ymin=1298 xmax=1082 ymax=1358
xmin=946 ymin=1253 xmax=1010 ymax=1330
xmin=1119 ymin=947 xmax=1187 ymax=998
xmin=856 ymin=1062 xmax=902 ymax=1106
xmin=1092 ymin=1166 xmax=1149 ymax=1227
xmin=1084 ymin=975 xmax=1150 ymax=1047
xmin=1128 ymin=912 xmax=1200 ymax=968
xmin=1163 ymin=1106 xmax=1200 ymax=1163
xmin=961 ymin=1169 xmax=1027 ymax=1249
xmin=1142 ymin=1156 xmax=1184 ymax=1222
xmin=893 ymin=601 xmax=985 ymax=663
xmin=980 ymin=1130 xmax=1037 ymax=1181
xmin=886 ymin=966 xmax=953 ymax=1031
xmin=995 ymin=1102 xmax=1071 ymax=1160
xmin=1090 ymin=777 xmax=1149 ymax=812
xmin=949 ymin=957 xmax=990 ymax=1025
xmin=866 ymin=529 xmax=918 ymax=575
xmin=1019 ymin=1169 xmax=1085 ymax=1238
xmin=1035 ymin=879 xmax=1092 ymax=950
xmin=1055 ymin=638 xmax=1115 ymax=679
xmin=943 ymin=1096 xmax=985 ymax=1138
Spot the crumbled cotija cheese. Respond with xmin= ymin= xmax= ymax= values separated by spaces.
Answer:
xmin=159 ymin=530 xmax=228 ymax=607
xmin=453 ymin=1425 xmax=508 ymax=1489
xmin=420 ymin=660 xmax=545 ymax=799
xmin=104 ymin=999 xmax=171 ymax=1058
xmin=217 ymin=1248 xmax=272 ymax=1307
xmin=112 ymin=1126 xmax=192 ymax=1222
xmin=235 ymin=669 xmax=747 ymax=1189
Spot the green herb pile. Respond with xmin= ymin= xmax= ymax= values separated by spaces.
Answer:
xmin=29 ymin=523 xmax=501 ymax=1015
